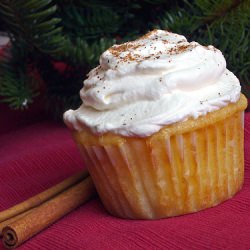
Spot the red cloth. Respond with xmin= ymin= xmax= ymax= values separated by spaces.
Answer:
xmin=0 ymin=114 xmax=250 ymax=250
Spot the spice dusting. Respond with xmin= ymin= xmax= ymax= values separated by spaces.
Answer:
xmin=105 ymin=30 xmax=198 ymax=64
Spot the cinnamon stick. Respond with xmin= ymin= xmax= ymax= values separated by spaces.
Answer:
xmin=0 ymin=210 xmax=31 ymax=238
xmin=2 ymin=176 xmax=96 ymax=249
xmin=0 ymin=170 xmax=89 ymax=223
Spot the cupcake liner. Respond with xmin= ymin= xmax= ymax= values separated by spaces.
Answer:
xmin=74 ymin=110 xmax=245 ymax=219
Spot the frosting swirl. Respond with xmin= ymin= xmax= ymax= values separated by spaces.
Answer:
xmin=64 ymin=30 xmax=241 ymax=137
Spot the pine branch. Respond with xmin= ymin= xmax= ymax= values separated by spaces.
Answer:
xmin=0 ymin=0 xmax=65 ymax=57
xmin=198 ymin=0 xmax=242 ymax=26
xmin=56 ymin=0 xmax=129 ymax=9
xmin=63 ymin=36 xmax=116 ymax=67
xmin=0 ymin=45 xmax=39 ymax=109
xmin=59 ymin=5 xmax=121 ymax=39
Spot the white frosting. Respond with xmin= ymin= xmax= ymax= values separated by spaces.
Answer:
xmin=64 ymin=30 xmax=241 ymax=137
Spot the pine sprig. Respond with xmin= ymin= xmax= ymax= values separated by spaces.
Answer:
xmin=0 ymin=46 xmax=39 ymax=109
xmin=0 ymin=0 xmax=64 ymax=56
xmin=63 ymin=36 xmax=116 ymax=67
xmin=60 ymin=6 xmax=121 ymax=39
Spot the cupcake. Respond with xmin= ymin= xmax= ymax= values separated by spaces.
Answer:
xmin=64 ymin=30 xmax=247 ymax=219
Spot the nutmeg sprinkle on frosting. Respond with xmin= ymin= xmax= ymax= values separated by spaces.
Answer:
xmin=100 ymin=29 xmax=203 ymax=66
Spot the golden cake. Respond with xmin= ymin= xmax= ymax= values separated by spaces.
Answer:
xmin=64 ymin=30 xmax=248 ymax=219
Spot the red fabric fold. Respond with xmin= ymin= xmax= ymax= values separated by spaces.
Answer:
xmin=0 ymin=114 xmax=249 ymax=250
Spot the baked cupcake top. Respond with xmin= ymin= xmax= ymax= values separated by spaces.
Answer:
xmin=64 ymin=29 xmax=241 ymax=137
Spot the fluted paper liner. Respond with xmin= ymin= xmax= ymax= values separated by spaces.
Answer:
xmin=73 ymin=94 xmax=247 ymax=219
